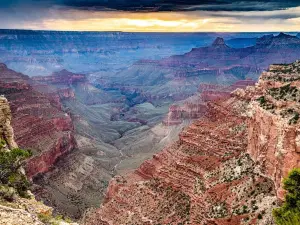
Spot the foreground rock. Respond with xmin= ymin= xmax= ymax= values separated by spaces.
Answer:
xmin=0 ymin=96 xmax=77 ymax=225
xmin=0 ymin=64 xmax=76 ymax=178
xmin=83 ymin=61 xmax=300 ymax=225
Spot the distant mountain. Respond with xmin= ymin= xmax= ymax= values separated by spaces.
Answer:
xmin=97 ymin=33 xmax=300 ymax=105
xmin=226 ymin=37 xmax=257 ymax=48
xmin=211 ymin=37 xmax=230 ymax=49
xmin=256 ymin=32 xmax=300 ymax=46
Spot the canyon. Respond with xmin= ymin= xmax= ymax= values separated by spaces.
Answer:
xmin=1 ymin=32 xmax=300 ymax=221
xmin=83 ymin=61 xmax=300 ymax=225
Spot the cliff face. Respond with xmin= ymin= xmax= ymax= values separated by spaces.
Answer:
xmin=0 ymin=96 xmax=78 ymax=225
xmin=0 ymin=64 xmax=76 ymax=178
xmin=244 ymin=61 xmax=300 ymax=199
xmin=83 ymin=61 xmax=300 ymax=225
xmin=163 ymin=80 xmax=255 ymax=126
xmin=0 ymin=96 xmax=18 ymax=149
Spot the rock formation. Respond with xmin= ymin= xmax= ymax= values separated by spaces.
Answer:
xmin=97 ymin=33 xmax=300 ymax=106
xmin=163 ymin=80 xmax=255 ymax=126
xmin=211 ymin=37 xmax=230 ymax=49
xmin=244 ymin=60 xmax=300 ymax=199
xmin=0 ymin=96 xmax=78 ymax=225
xmin=0 ymin=63 xmax=76 ymax=178
xmin=83 ymin=61 xmax=300 ymax=225
xmin=0 ymin=96 xmax=18 ymax=149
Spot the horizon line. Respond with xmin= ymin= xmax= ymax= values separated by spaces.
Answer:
xmin=0 ymin=28 xmax=299 ymax=34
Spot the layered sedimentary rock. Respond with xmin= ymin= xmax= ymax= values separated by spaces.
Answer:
xmin=84 ymin=96 xmax=277 ymax=225
xmin=33 ymin=69 xmax=87 ymax=85
xmin=0 ymin=63 xmax=76 ymax=178
xmin=83 ymin=61 xmax=300 ymax=225
xmin=163 ymin=80 xmax=255 ymax=126
xmin=99 ymin=33 xmax=300 ymax=103
xmin=0 ymin=96 xmax=78 ymax=225
xmin=243 ymin=60 xmax=300 ymax=199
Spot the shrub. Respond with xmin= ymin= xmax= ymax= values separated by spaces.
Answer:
xmin=289 ymin=112 xmax=300 ymax=125
xmin=257 ymin=96 xmax=266 ymax=105
xmin=272 ymin=168 xmax=300 ymax=225
xmin=0 ymin=140 xmax=32 ymax=199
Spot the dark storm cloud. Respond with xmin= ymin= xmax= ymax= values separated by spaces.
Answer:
xmin=1 ymin=0 xmax=300 ymax=12
xmin=58 ymin=0 xmax=300 ymax=12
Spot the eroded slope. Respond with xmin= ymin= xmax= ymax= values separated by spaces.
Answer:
xmin=83 ymin=61 xmax=300 ymax=225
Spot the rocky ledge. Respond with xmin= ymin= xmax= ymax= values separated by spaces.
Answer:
xmin=83 ymin=61 xmax=300 ymax=225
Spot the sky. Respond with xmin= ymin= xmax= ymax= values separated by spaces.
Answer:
xmin=1 ymin=0 xmax=300 ymax=32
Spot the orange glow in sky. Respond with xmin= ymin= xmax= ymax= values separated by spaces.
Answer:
xmin=18 ymin=8 xmax=300 ymax=32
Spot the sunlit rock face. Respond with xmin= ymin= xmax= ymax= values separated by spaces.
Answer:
xmin=83 ymin=61 xmax=300 ymax=225
xmin=0 ymin=96 xmax=18 ymax=149
xmin=245 ymin=60 xmax=300 ymax=199
xmin=0 ymin=63 xmax=76 ymax=177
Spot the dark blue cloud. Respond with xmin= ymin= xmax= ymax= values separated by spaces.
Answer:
xmin=59 ymin=0 xmax=300 ymax=11
xmin=1 ymin=0 xmax=300 ymax=12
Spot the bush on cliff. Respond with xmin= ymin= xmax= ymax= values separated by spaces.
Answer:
xmin=273 ymin=168 xmax=300 ymax=225
xmin=0 ymin=140 xmax=32 ymax=200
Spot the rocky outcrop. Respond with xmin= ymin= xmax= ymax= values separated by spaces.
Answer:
xmin=0 ymin=64 xmax=76 ymax=178
xmin=83 ymin=61 xmax=300 ymax=225
xmin=0 ymin=96 xmax=18 ymax=149
xmin=243 ymin=60 xmax=300 ymax=199
xmin=32 ymin=69 xmax=87 ymax=85
xmin=212 ymin=37 xmax=230 ymax=49
xmin=0 ymin=194 xmax=80 ymax=225
xmin=163 ymin=80 xmax=255 ymax=126
xmin=0 ymin=96 xmax=78 ymax=225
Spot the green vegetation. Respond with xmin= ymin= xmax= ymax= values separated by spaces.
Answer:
xmin=273 ymin=168 xmax=300 ymax=225
xmin=280 ymin=109 xmax=300 ymax=125
xmin=289 ymin=112 xmax=299 ymax=125
xmin=0 ymin=139 xmax=32 ymax=200
xmin=268 ymin=84 xmax=300 ymax=102
xmin=256 ymin=96 xmax=275 ymax=111
xmin=257 ymin=96 xmax=266 ymax=105
xmin=38 ymin=211 xmax=73 ymax=225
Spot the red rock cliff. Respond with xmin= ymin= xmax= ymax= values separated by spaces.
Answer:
xmin=83 ymin=62 xmax=300 ymax=225
xmin=0 ymin=64 xmax=76 ymax=178
xmin=241 ymin=61 xmax=300 ymax=199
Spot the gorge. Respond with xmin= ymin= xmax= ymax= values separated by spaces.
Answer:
xmin=83 ymin=60 xmax=300 ymax=225
xmin=1 ymin=31 xmax=300 ymax=224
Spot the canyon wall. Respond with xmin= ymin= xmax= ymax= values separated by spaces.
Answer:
xmin=84 ymin=96 xmax=277 ymax=225
xmin=163 ymin=80 xmax=255 ymax=126
xmin=243 ymin=61 xmax=300 ymax=199
xmin=83 ymin=61 xmax=300 ymax=225
xmin=0 ymin=95 xmax=78 ymax=225
xmin=0 ymin=63 xmax=76 ymax=178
